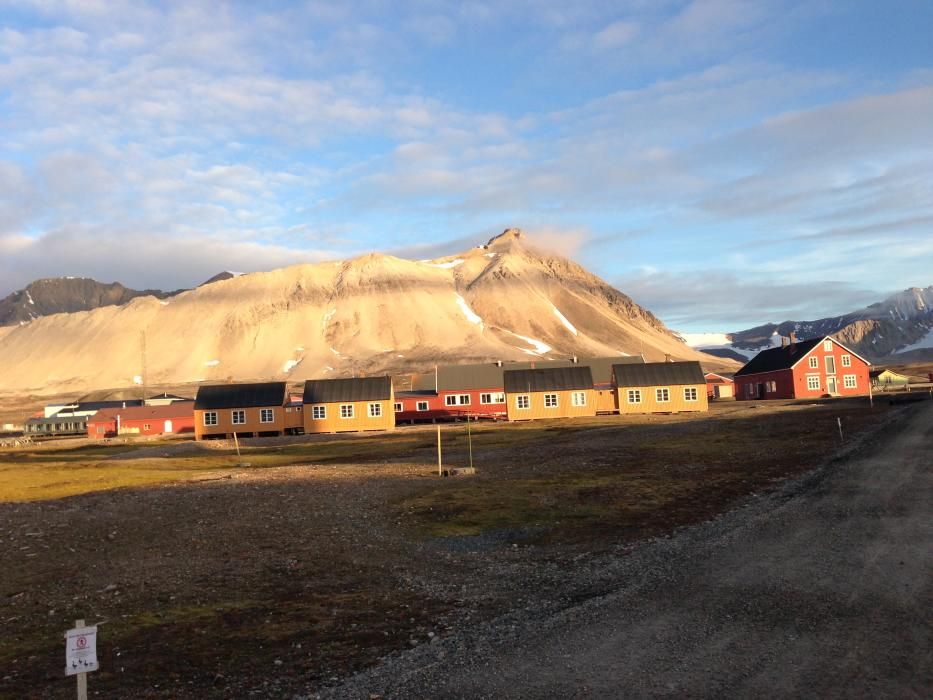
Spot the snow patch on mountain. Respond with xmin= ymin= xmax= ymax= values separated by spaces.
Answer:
xmin=455 ymin=294 xmax=483 ymax=328
xmin=552 ymin=305 xmax=578 ymax=336
xmin=503 ymin=329 xmax=551 ymax=354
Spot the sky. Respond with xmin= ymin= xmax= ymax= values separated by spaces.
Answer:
xmin=1 ymin=0 xmax=932 ymax=332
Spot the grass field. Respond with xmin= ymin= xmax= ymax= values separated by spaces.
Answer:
xmin=0 ymin=397 xmax=904 ymax=698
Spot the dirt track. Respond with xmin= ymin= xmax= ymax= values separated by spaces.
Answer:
xmin=326 ymin=402 xmax=933 ymax=698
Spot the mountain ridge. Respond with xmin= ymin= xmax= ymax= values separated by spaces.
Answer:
xmin=0 ymin=229 xmax=735 ymax=395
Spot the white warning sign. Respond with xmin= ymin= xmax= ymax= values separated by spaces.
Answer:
xmin=65 ymin=625 xmax=99 ymax=676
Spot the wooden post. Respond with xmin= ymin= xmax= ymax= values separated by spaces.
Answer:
xmin=467 ymin=414 xmax=473 ymax=469
xmin=837 ymin=417 xmax=844 ymax=442
xmin=868 ymin=385 xmax=873 ymax=409
xmin=233 ymin=431 xmax=241 ymax=458
xmin=75 ymin=618 xmax=87 ymax=700
xmin=436 ymin=423 xmax=442 ymax=476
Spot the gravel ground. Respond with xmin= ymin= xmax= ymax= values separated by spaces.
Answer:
xmin=319 ymin=402 xmax=933 ymax=699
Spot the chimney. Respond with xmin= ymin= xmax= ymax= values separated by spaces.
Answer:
xmin=781 ymin=336 xmax=787 ymax=348
xmin=572 ymin=355 xmax=578 ymax=364
xmin=496 ymin=360 xmax=502 ymax=367
xmin=664 ymin=353 xmax=672 ymax=363
xmin=789 ymin=331 xmax=796 ymax=345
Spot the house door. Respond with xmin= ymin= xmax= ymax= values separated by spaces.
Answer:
xmin=826 ymin=377 xmax=837 ymax=395
xmin=757 ymin=383 xmax=766 ymax=399
xmin=164 ymin=420 xmax=173 ymax=434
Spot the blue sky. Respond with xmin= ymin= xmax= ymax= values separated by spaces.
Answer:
xmin=1 ymin=1 xmax=932 ymax=331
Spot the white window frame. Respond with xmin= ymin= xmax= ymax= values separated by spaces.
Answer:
xmin=260 ymin=408 xmax=274 ymax=423
xmin=231 ymin=409 xmax=246 ymax=425
xmin=394 ymin=402 xmax=403 ymax=413
xmin=368 ymin=402 xmax=382 ymax=418
xmin=808 ymin=356 xmax=819 ymax=369
xmin=444 ymin=395 xmax=458 ymax=406
xmin=807 ymin=375 xmax=821 ymax=391
xmin=457 ymin=394 xmax=470 ymax=405
xmin=627 ymin=389 xmax=642 ymax=404
xmin=416 ymin=401 xmax=429 ymax=412
xmin=841 ymin=354 xmax=851 ymax=367
xmin=825 ymin=356 xmax=836 ymax=373
xmin=843 ymin=374 xmax=857 ymax=388
xmin=340 ymin=404 xmax=354 ymax=419
xmin=480 ymin=392 xmax=506 ymax=405
xmin=203 ymin=411 xmax=218 ymax=426
xmin=516 ymin=395 xmax=530 ymax=410
xmin=544 ymin=393 xmax=559 ymax=408
xmin=684 ymin=387 xmax=698 ymax=402
xmin=312 ymin=405 xmax=326 ymax=420
xmin=571 ymin=391 xmax=586 ymax=407
xmin=656 ymin=388 xmax=670 ymax=403
xmin=823 ymin=339 xmax=833 ymax=352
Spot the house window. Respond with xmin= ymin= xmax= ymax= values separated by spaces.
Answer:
xmin=260 ymin=409 xmax=274 ymax=423
xmin=656 ymin=388 xmax=670 ymax=403
xmin=627 ymin=389 xmax=642 ymax=404
xmin=768 ymin=381 xmax=777 ymax=393
xmin=204 ymin=411 xmax=218 ymax=426
xmin=516 ymin=395 xmax=530 ymax=409
xmin=823 ymin=339 xmax=833 ymax=351
xmin=808 ymin=356 xmax=819 ymax=369
xmin=841 ymin=354 xmax=851 ymax=367
xmin=445 ymin=395 xmax=457 ymax=406
xmin=807 ymin=376 xmax=821 ymax=391
xmin=544 ymin=393 xmax=558 ymax=408
xmin=684 ymin=387 xmax=698 ymax=402
xmin=571 ymin=391 xmax=586 ymax=406
xmin=457 ymin=394 xmax=470 ymax=405
xmin=312 ymin=405 xmax=326 ymax=420
xmin=97 ymin=426 xmax=104 ymax=434
xmin=844 ymin=374 xmax=857 ymax=388
xmin=231 ymin=410 xmax=245 ymax=424
xmin=416 ymin=401 xmax=429 ymax=411
xmin=394 ymin=402 xmax=403 ymax=413
xmin=368 ymin=403 xmax=382 ymax=418
xmin=340 ymin=404 xmax=354 ymax=419
xmin=480 ymin=392 xmax=505 ymax=404
xmin=746 ymin=383 xmax=755 ymax=397
xmin=143 ymin=423 xmax=151 ymax=431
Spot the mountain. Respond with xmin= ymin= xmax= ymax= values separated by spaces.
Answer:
xmin=0 ymin=273 xmax=250 ymax=327
xmin=681 ymin=286 xmax=933 ymax=362
xmin=0 ymin=229 xmax=735 ymax=395
xmin=0 ymin=277 xmax=173 ymax=327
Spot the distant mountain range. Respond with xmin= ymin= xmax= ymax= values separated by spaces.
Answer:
xmin=0 ymin=273 xmax=237 ymax=327
xmin=0 ymin=229 xmax=735 ymax=395
xmin=681 ymin=286 xmax=933 ymax=363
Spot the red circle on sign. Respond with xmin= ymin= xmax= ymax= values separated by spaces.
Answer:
xmin=77 ymin=636 xmax=87 ymax=649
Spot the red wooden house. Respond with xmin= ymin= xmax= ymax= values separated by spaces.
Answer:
xmin=87 ymin=402 xmax=195 ymax=439
xmin=734 ymin=336 xmax=870 ymax=401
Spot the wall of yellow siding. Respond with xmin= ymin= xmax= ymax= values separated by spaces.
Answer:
xmin=505 ymin=389 xmax=596 ymax=421
xmin=617 ymin=384 xmax=709 ymax=414
xmin=596 ymin=388 xmax=618 ymax=413
xmin=303 ymin=399 xmax=395 ymax=433
xmin=194 ymin=405 xmax=284 ymax=440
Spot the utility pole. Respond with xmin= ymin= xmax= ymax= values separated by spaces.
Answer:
xmin=139 ymin=330 xmax=148 ymax=403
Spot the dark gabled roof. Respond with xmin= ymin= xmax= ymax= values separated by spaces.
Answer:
xmin=613 ymin=361 xmax=706 ymax=387
xmin=71 ymin=399 xmax=144 ymax=411
xmin=733 ymin=338 xmax=823 ymax=377
xmin=194 ymin=382 xmax=287 ymax=410
xmin=503 ymin=366 xmax=594 ymax=393
xmin=303 ymin=376 xmax=392 ymax=404
xmin=412 ymin=355 xmax=644 ymax=391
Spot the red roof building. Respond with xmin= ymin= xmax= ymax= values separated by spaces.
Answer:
xmin=87 ymin=402 xmax=195 ymax=439
xmin=733 ymin=336 xmax=870 ymax=401
xmin=704 ymin=372 xmax=734 ymax=398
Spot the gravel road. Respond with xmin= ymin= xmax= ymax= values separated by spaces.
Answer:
xmin=323 ymin=402 xmax=933 ymax=699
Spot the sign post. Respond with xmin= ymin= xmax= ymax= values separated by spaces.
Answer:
xmin=436 ymin=423 xmax=443 ymax=476
xmin=65 ymin=619 xmax=98 ymax=699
